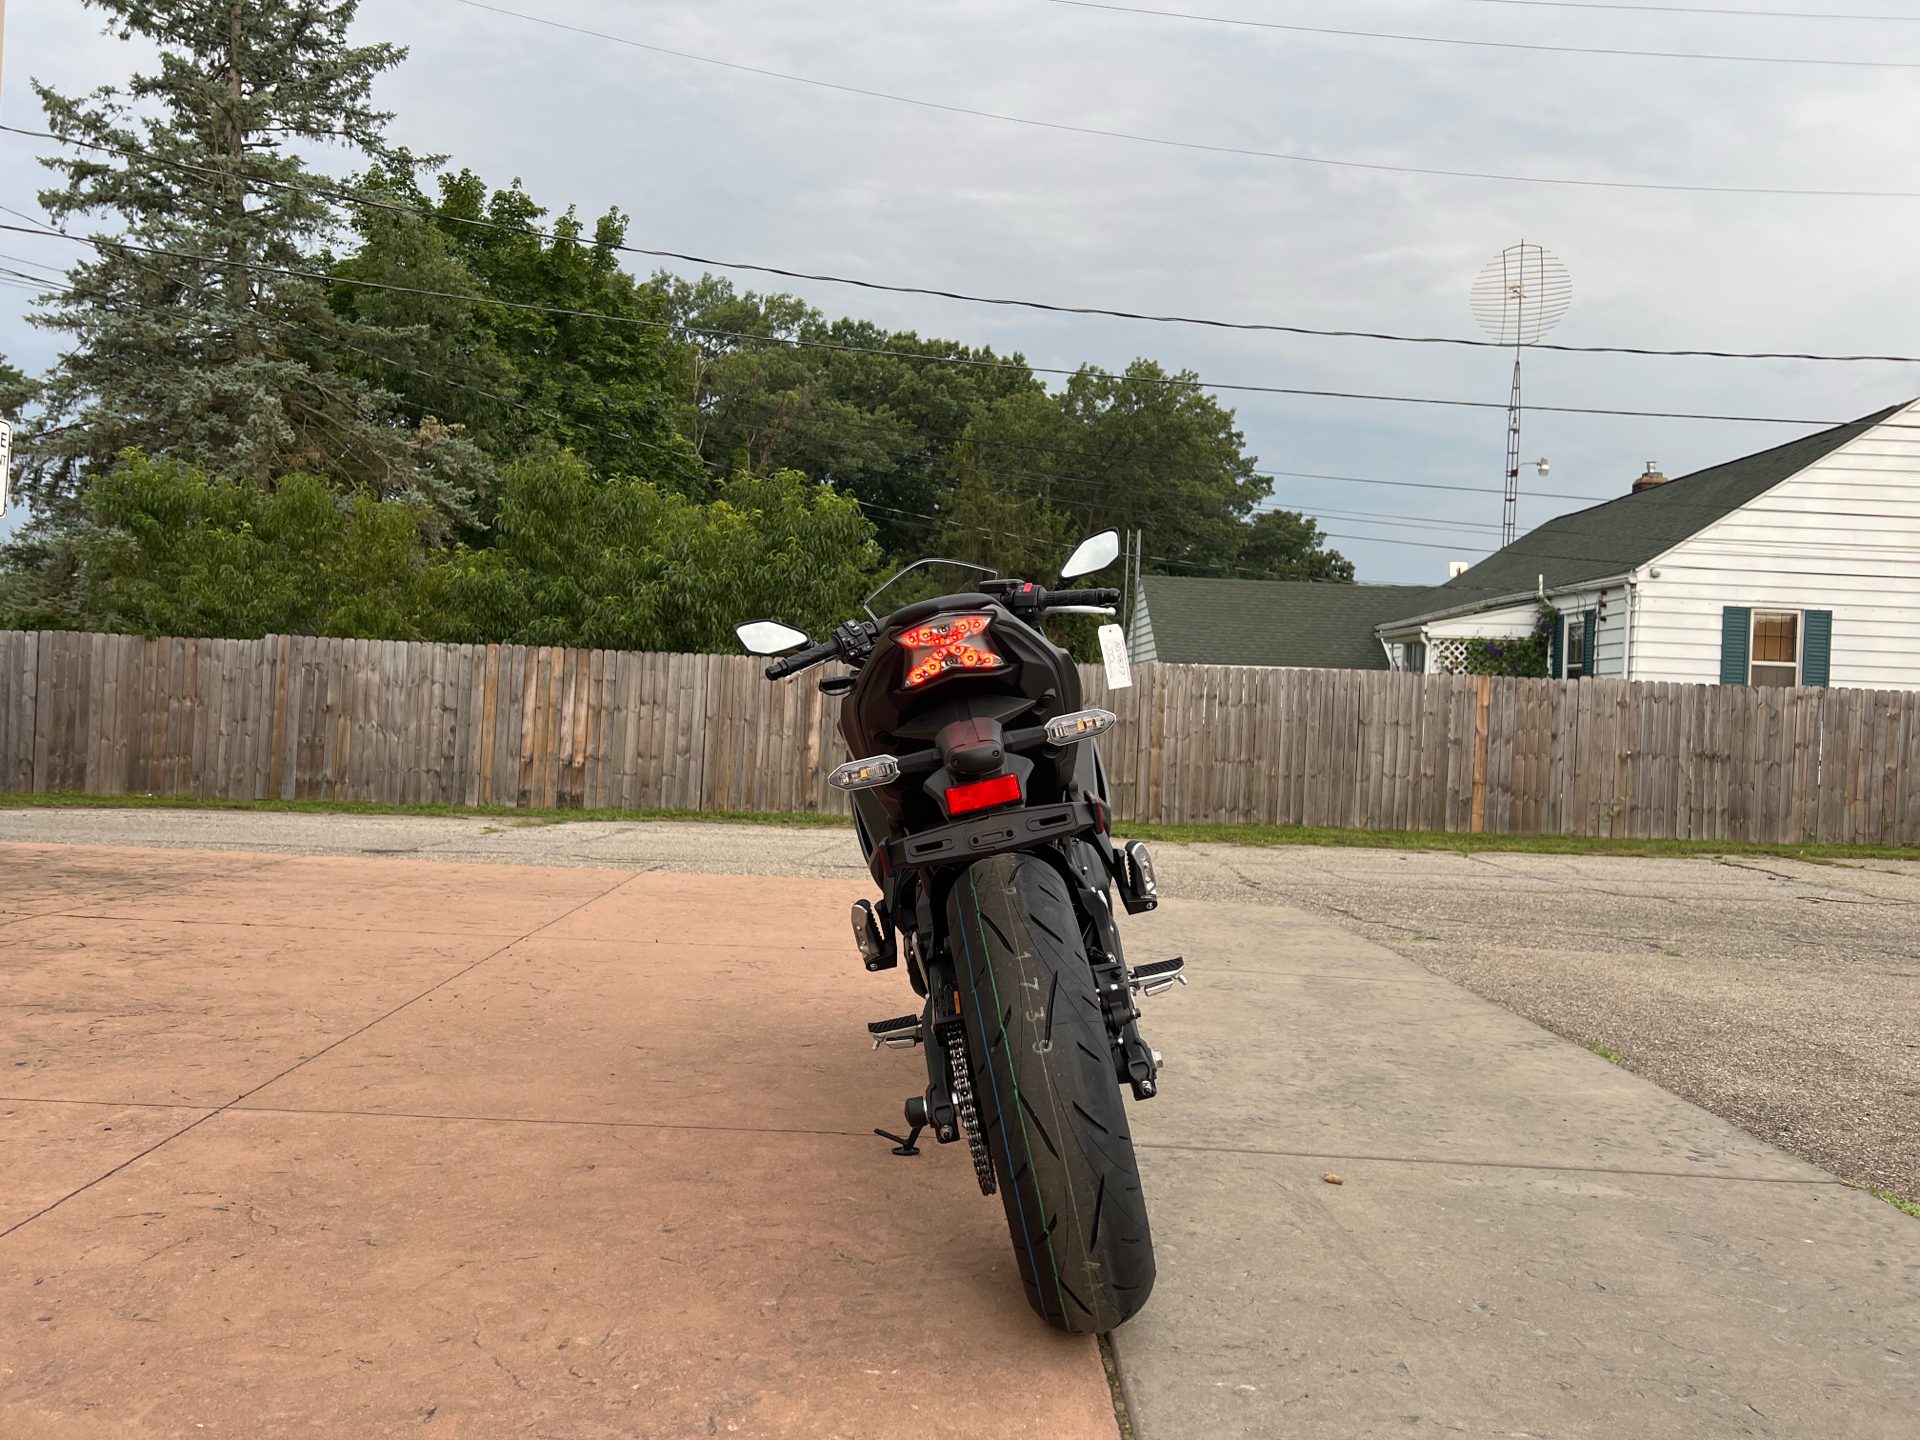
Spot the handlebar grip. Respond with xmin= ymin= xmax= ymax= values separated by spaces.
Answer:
xmin=764 ymin=638 xmax=840 ymax=680
xmin=1044 ymin=588 xmax=1122 ymax=608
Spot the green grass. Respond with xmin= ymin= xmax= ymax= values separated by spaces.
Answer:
xmin=1583 ymin=1040 xmax=1625 ymax=1065
xmin=1844 ymin=1180 xmax=1920 ymax=1220
xmin=0 ymin=790 xmax=854 ymax=829
xmin=1108 ymin=819 xmax=1920 ymax=863
xmin=2 ymin=790 xmax=1917 ymax=862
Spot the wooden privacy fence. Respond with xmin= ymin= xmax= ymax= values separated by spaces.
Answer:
xmin=3 ymin=629 xmax=1918 ymax=844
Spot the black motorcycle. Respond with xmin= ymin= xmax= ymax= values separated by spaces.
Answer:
xmin=736 ymin=532 xmax=1186 ymax=1333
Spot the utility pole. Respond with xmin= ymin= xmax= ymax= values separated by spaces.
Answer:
xmin=1 ymin=0 xmax=11 ymax=514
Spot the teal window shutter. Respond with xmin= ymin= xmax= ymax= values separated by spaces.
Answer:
xmin=1581 ymin=609 xmax=1597 ymax=677
xmin=1802 ymin=610 xmax=1832 ymax=687
xmin=1721 ymin=606 xmax=1751 ymax=684
xmin=1549 ymin=614 xmax=1564 ymax=678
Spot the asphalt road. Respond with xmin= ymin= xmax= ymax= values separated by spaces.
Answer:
xmin=5 ymin=807 xmax=1914 ymax=1206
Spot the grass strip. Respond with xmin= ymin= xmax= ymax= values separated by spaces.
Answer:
xmin=1844 ymin=1180 xmax=1920 ymax=1220
xmin=0 ymin=791 xmax=853 ymax=829
xmin=2 ymin=791 xmax=1916 ymax=862
xmin=1108 ymin=819 xmax=1920 ymax=863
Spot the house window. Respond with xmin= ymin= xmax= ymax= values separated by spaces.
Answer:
xmin=1750 ymin=611 xmax=1799 ymax=687
xmin=1406 ymin=641 xmax=1427 ymax=674
xmin=1563 ymin=616 xmax=1585 ymax=679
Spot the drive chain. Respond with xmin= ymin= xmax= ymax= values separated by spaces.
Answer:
xmin=949 ymin=1030 xmax=996 ymax=1195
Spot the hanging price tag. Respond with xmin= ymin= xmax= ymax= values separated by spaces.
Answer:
xmin=1097 ymin=623 xmax=1132 ymax=690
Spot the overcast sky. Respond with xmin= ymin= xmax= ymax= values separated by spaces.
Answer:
xmin=5 ymin=0 xmax=1919 ymax=580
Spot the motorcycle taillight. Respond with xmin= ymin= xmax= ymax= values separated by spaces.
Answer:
xmin=899 ymin=612 xmax=1006 ymax=689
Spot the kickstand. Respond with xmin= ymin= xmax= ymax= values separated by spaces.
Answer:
xmin=874 ymin=1123 xmax=924 ymax=1157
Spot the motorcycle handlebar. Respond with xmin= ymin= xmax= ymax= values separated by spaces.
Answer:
xmin=1043 ymin=587 xmax=1122 ymax=608
xmin=764 ymin=637 xmax=841 ymax=680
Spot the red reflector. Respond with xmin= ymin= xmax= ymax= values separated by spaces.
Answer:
xmin=944 ymin=773 xmax=1022 ymax=815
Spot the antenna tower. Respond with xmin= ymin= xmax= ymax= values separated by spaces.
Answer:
xmin=1470 ymin=242 xmax=1572 ymax=546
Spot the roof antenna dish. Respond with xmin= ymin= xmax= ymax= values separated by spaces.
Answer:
xmin=1471 ymin=241 xmax=1572 ymax=547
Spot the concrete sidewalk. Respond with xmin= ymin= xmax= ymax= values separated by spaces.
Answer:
xmin=1112 ymin=898 xmax=1920 ymax=1438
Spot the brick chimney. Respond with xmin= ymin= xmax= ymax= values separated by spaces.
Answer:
xmin=1632 ymin=461 xmax=1669 ymax=493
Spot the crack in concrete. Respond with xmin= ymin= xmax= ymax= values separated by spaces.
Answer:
xmin=0 ymin=867 xmax=648 ymax=1244
xmin=1133 ymin=1140 xmax=1842 ymax=1185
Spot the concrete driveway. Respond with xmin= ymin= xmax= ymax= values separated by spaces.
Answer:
xmin=4 ymin=814 xmax=1918 ymax=1438
xmin=3 ymin=844 xmax=1115 ymax=1438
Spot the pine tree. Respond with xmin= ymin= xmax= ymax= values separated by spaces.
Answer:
xmin=24 ymin=0 xmax=489 ymax=532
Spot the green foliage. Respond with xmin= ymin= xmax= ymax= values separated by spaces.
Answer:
xmin=1 ymin=448 xmax=883 ymax=654
xmin=1234 ymin=508 xmax=1355 ymax=582
xmin=652 ymin=280 xmax=1353 ymax=585
xmin=0 ymin=356 xmax=38 ymax=421
xmin=424 ymin=450 xmax=881 ymax=652
xmin=1460 ymin=603 xmax=1558 ymax=678
xmin=25 ymin=0 xmax=490 ymax=532
xmin=4 ymin=453 xmax=430 ymax=638
xmin=965 ymin=362 xmax=1262 ymax=566
xmin=653 ymin=274 xmax=1039 ymax=556
xmin=331 ymin=169 xmax=701 ymax=491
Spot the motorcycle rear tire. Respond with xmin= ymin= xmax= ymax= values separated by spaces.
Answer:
xmin=948 ymin=851 xmax=1156 ymax=1332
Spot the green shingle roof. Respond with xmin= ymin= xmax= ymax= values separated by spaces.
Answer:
xmin=1379 ymin=403 xmax=1906 ymax=627
xmin=1136 ymin=577 xmax=1433 ymax=669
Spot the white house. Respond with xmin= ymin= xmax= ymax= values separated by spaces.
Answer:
xmin=1375 ymin=399 xmax=1920 ymax=689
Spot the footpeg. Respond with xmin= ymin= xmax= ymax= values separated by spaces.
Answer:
xmin=852 ymin=899 xmax=897 ymax=971
xmin=1130 ymin=955 xmax=1187 ymax=998
xmin=867 ymin=1013 xmax=924 ymax=1050
xmin=1116 ymin=840 xmax=1159 ymax=914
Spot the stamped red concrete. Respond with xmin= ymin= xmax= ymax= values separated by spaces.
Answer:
xmin=2 ymin=845 xmax=1117 ymax=1439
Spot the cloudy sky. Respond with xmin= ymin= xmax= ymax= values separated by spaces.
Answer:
xmin=4 ymin=0 xmax=1919 ymax=579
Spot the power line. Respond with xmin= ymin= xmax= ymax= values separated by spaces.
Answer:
xmin=0 ymin=243 xmax=1435 ymax=543
xmin=1042 ymin=0 xmax=1920 ymax=66
xmin=1453 ymin=0 xmax=1920 ymax=21
xmin=37 ymin=294 xmax=1920 ymax=581
xmin=10 ymin=255 xmax=1380 ymax=578
xmin=857 ymin=488 xmax=1920 ymax=581
xmin=13 ymin=122 xmax=1920 ymax=366
xmin=13 ymin=214 xmax=1912 ymax=566
xmin=18 ymin=220 xmax=1909 ymax=560
xmin=445 ymin=0 xmax=1920 ymax=201
xmin=1 ymin=220 xmax=1850 ymax=428
xmin=11 ymin=264 xmax=713 ymax=478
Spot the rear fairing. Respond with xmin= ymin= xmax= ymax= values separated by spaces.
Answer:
xmin=839 ymin=599 xmax=1101 ymax=887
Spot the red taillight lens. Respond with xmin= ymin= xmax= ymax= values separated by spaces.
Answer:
xmin=944 ymin=772 xmax=1022 ymax=816
xmin=900 ymin=612 xmax=1006 ymax=689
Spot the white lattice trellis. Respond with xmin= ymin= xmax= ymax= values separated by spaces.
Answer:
xmin=1429 ymin=638 xmax=1470 ymax=674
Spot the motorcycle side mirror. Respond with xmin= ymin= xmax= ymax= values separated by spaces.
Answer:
xmin=735 ymin=619 xmax=811 ymax=655
xmin=1060 ymin=529 xmax=1120 ymax=579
